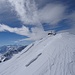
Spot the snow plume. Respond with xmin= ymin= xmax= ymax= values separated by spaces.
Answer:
xmin=26 ymin=27 xmax=48 ymax=41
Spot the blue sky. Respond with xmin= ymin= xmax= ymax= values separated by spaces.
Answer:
xmin=0 ymin=0 xmax=75 ymax=46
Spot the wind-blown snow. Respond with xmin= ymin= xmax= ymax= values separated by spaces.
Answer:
xmin=0 ymin=32 xmax=75 ymax=75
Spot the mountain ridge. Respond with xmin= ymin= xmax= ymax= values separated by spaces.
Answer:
xmin=0 ymin=45 xmax=27 ymax=62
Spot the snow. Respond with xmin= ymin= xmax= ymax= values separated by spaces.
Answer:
xmin=0 ymin=45 xmax=26 ymax=62
xmin=0 ymin=32 xmax=75 ymax=75
xmin=0 ymin=45 xmax=22 ymax=54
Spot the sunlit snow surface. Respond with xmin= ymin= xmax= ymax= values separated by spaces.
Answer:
xmin=0 ymin=32 xmax=75 ymax=75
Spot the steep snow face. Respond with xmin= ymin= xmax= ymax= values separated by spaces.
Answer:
xmin=0 ymin=32 xmax=75 ymax=75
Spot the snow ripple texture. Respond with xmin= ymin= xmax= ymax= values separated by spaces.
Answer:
xmin=0 ymin=32 xmax=75 ymax=75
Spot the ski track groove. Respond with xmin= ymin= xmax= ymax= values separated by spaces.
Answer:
xmin=0 ymin=33 xmax=75 ymax=75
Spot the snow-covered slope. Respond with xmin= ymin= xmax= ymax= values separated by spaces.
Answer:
xmin=0 ymin=32 xmax=75 ymax=75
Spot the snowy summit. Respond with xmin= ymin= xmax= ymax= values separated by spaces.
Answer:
xmin=0 ymin=32 xmax=75 ymax=75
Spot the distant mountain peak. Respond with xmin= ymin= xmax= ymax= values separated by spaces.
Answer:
xmin=0 ymin=45 xmax=27 ymax=62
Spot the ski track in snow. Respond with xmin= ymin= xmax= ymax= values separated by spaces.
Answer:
xmin=0 ymin=32 xmax=75 ymax=75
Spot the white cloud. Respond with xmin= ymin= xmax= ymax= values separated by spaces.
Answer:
xmin=0 ymin=24 xmax=30 ymax=36
xmin=8 ymin=0 xmax=67 ymax=26
xmin=15 ymin=27 xmax=48 ymax=41
xmin=0 ymin=0 xmax=8 ymax=10
xmin=0 ymin=0 xmax=6 ymax=2
xmin=8 ymin=0 xmax=41 ymax=25
xmin=0 ymin=25 xmax=5 ymax=32
xmin=0 ymin=0 xmax=71 ymax=41
xmin=38 ymin=4 xmax=67 ymax=25
xmin=0 ymin=24 xmax=48 ymax=41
